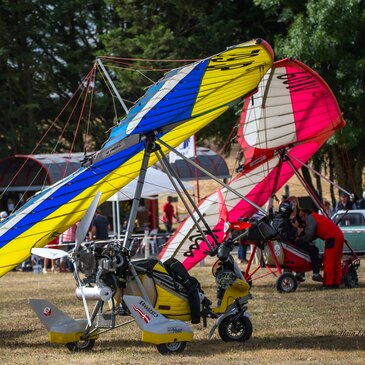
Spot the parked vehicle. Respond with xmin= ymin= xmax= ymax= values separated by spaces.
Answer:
xmin=315 ymin=210 xmax=365 ymax=255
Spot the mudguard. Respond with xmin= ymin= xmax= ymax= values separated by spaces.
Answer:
xmin=123 ymin=295 xmax=193 ymax=345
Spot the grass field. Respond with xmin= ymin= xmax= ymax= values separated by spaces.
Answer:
xmin=0 ymin=260 xmax=364 ymax=365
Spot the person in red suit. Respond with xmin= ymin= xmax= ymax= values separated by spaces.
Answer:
xmin=297 ymin=209 xmax=344 ymax=289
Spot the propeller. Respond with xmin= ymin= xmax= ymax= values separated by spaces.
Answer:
xmin=31 ymin=191 xmax=102 ymax=260
xmin=31 ymin=247 xmax=68 ymax=259
xmin=74 ymin=191 xmax=102 ymax=253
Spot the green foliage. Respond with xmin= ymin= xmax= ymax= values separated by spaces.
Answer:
xmin=256 ymin=0 xmax=365 ymax=193
xmin=0 ymin=0 xmax=364 ymax=193
xmin=0 ymin=0 xmax=112 ymax=155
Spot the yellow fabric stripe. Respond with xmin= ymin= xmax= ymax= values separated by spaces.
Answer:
xmin=0 ymin=107 xmax=228 ymax=277
xmin=193 ymin=40 xmax=273 ymax=116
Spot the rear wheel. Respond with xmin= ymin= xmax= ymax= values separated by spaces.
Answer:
xmin=218 ymin=314 xmax=253 ymax=342
xmin=276 ymin=272 xmax=297 ymax=293
xmin=66 ymin=339 xmax=95 ymax=352
xmin=343 ymin=267 xmax=358 ymax=288
xmin=156 ymin=341 xmax=186 ymax=355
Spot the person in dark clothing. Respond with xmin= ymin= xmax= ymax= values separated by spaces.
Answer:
xmin=335 ymin=192 xmax=354 ymax=212
xmin=272 ymin=201 xmax=298 ymax=242
xmin=272 ymin=201 xmax=322 ymax=282
xmin=91 ymin=209 xmax=110 ymax=240
xmin=354 ymin=192 xmax=365 ymax=209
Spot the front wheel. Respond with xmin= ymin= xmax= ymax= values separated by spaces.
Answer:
xmin=276 ymin=272 xmax=297 ymax=293
xmin=218 ymin=314 xmax=253 ymax=342
xmin=66 ymin=339 xmax=95 ymax=352
xmin=156 ymin=341 xmax=186 ymax=355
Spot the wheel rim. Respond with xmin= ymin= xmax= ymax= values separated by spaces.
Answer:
xmin=75 ymin=340 xmax=92 ymax=349
xmin=225 ymin=318 xmax=246 ymax=339
xmin=165 ymin=342 xmax=182 ymax=351
xmin=281 ymin=277 xmax=295 ymax=292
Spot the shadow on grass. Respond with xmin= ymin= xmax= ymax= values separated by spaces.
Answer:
xmin=95 ymin=335 xmax=365 ymax=353
xmin=0 ymin=334 xmax=363 ymax=353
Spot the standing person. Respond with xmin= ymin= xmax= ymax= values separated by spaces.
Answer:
xmin=322 ymin=201 xmax=334 ymax=217
xmin=297 ymin=209 xmax=344 ymax=289
xmin=90 ymin=209 xmax=110 ymax=240
xmin=43 ymin=237 xmax=59 ymax=273
xmin=0 ymin=211 xmax=8 ymax=222
xmin=354 ymin=191 xmax=365 ymax=209
xmin=162 ymin=196 xmax=178 ymax=233
xmin=237 ymin=239 xmax=248 ymax=264
xmin=335 ymin=192 xmax=353 ymax=212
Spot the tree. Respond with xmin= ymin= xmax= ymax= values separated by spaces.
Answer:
xmin=255 ymin=0 xmax=365 ymax=197
xmin=100 ymin=0 xmax=281 ymax=149
xmin=0 ymin=1 xmax=113 ymax=156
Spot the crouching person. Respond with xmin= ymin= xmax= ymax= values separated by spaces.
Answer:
xmin=297 ymin=209 xmax=344 ymax=288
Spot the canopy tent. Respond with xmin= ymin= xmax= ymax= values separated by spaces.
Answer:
xmin=107 ymin=167 xmax=193 ymax=201
xmin=159 ymin=147 xmax=229 ymax=181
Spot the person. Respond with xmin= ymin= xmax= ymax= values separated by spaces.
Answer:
xmin=354 ymin=191 xmax=365 ymax=209
xmin=335 ymin=192 xmax=353 ymax=212
xmin=43 ymin=237 xmax=59 ymax=273
xmin=162 ymin=196 xmax=178 ymax=233
xmin=272 ymin=201 xmax=298 ymax=242
xmin=136 ymin=201 xmax=151 ymax=231
xmin=297 ymin=209 xmax=344 ymax=289
xmin=322 ymin=201 xmax=334 ymax=217
xmin=90 ymin=209 xmax=110 ymax=240
xmin=272 ymin=201 xmax=322 ymax=282
xmin=0 ymin=211 xmax=8 ymax=222
xmin=237 ymin=239 xmax=248 ymax=264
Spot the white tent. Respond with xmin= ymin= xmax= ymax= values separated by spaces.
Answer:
xmin=107 ymin=167 xmax=192 ymax=202
xmin=107 ymin=167 xmax=192 ymax=239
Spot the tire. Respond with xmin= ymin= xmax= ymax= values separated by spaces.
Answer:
xmin=66 ymin=339 xmax=95 ymax=352
xmin=156 ymin=341 xmax=186 ymax=355
xmin=218 ymin=314 xmax=253 ymax=342
xmin=343 ymin=268 xmax=358 ymax=288
xmin=276 ymin=272 xmax=298 ymax=293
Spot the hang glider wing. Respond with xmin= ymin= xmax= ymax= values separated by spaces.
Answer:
xmin=0 ymin=39 xmax=273 ymax=277
xmin=159 ymin=58 xmax=345 ymax=270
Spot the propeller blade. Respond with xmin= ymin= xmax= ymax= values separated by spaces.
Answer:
xmin=31 ymin=248 xmax=69 ymax=260
xmin=74 ymin=191 xmax=102 ymax=252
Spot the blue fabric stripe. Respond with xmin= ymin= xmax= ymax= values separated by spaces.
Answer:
xmin=0 ymin=141 xmax=145 ymax=248
xmin=103 ymin=60 xmax=209 ymax=149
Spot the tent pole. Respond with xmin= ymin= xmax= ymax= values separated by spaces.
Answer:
xmin=193 ymin=135 xmax=200 ymax=203
xmin=112 ymin=200 xmax=116 ymax=238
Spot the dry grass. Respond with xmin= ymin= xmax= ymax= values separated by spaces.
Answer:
xmin=0 ymin=261 xmax=364 ymax=365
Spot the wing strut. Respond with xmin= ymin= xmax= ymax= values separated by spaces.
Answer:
xmin=156 ymin=137 xmax=267 ymax=215
xmin=156 ymin=148 xmax=217 ymax=251
xmin=96 ymin=58 xmax=129 ymax=114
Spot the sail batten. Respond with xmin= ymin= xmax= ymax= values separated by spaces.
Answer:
xmin=0 ymin=39 xmax=274 ymax=276
xmin=159 ymin=58 xmax=345 ymax=269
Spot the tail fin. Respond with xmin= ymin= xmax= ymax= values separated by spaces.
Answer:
xmin=29 ymin=299 xmax=88 ymax=334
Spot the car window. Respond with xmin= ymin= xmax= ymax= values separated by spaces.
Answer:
xmin=335 ymin=213 xmax=365 ymax=226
